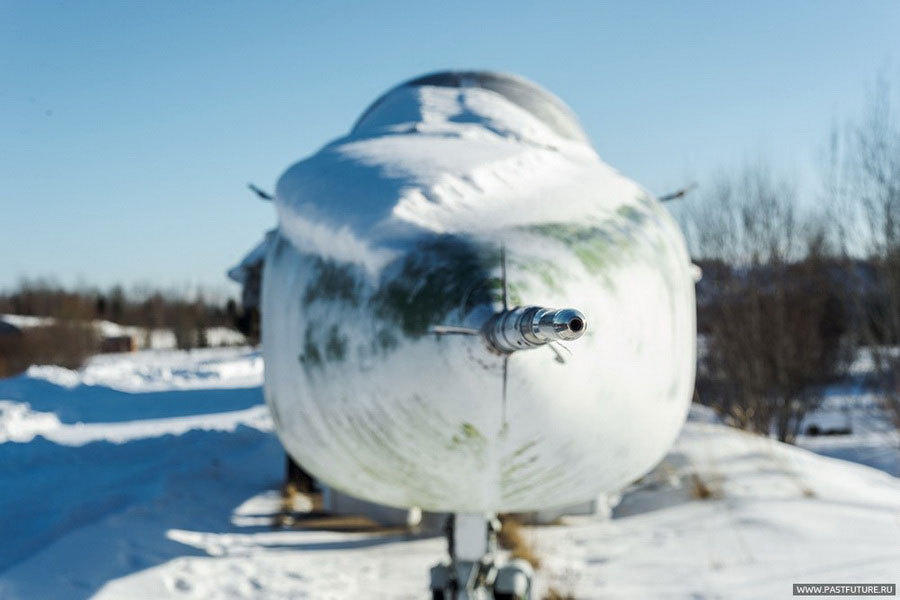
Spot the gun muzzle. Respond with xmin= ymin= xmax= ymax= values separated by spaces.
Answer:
xmin=483 ymin=306 xmax=586 ymax=353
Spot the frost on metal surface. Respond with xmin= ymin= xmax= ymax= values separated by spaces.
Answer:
xmin=262 ymin=72 xmax=696 ymax=512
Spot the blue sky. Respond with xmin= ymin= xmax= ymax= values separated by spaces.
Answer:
xmin=2 ymin=1 xmax=898 ymax=295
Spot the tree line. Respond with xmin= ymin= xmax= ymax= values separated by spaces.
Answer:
xmin=680 ymin=77 xmax=899 ymax=441
xmin=0 ymin=282 xmax=254 ymax=376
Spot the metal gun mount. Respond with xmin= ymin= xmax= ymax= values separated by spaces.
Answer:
xmin=430 ymin=306 xmax=586 ymax=356
xmin=430 ymin=244 xmax=586 ymax=357
xmin=483 ymin=306 xmax=586 ymax=354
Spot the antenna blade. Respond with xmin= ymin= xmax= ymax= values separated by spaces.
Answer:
xmin=659 ymin=182 xmax=698 ymax=202
xmin=548 ymin=342 xmax=569 ymax=364
xmin=248 ymin=183 xmax=274 ymax=201
xmin=430 ymin=325 xmax=480 ymax=335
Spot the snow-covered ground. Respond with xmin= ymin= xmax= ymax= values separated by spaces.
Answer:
xmin=537 ymin=411 xmax=900 ymax=598
xmin=1 ymin=349 xmax=898 ymax=599
xmin=797 ymin=383 xmax=900 ymax=478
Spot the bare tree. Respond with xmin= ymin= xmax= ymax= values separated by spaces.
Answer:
xmin=686 ymin=165 xmax=851 ymax=442
xmin=849 ymin=78 xmax=900 ymax=425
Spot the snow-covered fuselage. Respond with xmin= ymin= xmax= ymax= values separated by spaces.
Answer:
xmin=262 ymin=73 xmax=695 ymax=513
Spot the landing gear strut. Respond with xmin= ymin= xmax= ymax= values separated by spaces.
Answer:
xmin=429 ymin=513 xmax=533 ymax=600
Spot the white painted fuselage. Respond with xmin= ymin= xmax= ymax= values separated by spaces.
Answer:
xmin=262 ymin=73 xmax=695 ymax=513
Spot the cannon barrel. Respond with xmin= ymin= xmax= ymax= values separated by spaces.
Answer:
xmin=483 ymin=306 xmax=586 ymax=353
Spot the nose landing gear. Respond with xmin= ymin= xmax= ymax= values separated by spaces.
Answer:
xmin=429 ymin=514 xmax=534 ymax=600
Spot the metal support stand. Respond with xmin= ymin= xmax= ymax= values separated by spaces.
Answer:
xmin=429 ymin=513 xmax=534 ymax=600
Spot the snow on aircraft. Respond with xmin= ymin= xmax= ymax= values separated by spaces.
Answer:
xmin=247 ymin=71 xmax=696 ymax=599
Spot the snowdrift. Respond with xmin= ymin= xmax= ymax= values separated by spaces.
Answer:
xmin=0 ymin=349 xmax=897 ymax=599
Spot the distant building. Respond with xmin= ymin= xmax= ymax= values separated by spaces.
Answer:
xmin=0 ymin=320 xmax=22 ymax=337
